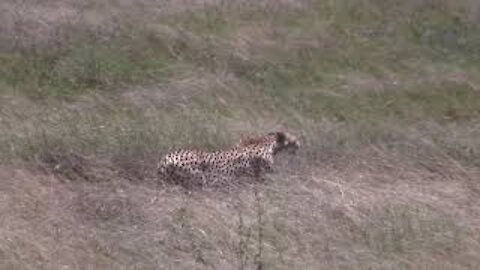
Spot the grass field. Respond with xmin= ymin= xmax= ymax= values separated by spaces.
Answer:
xmin=1 ymin=0 xmax=480 ymax=269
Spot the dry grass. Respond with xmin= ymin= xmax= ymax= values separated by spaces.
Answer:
xmin=1 ymin=149 xmax=479 ymax=269
xmin=1 ymin=0 xmax=480 ymax=269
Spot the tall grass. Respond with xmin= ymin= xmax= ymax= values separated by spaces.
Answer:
xmin=0 ymin=0 xmax=480 ymax=269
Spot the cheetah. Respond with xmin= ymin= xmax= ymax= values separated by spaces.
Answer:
xmin=157 ymin=131 xmax=300 ymax=187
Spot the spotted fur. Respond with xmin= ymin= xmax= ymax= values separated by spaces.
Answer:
xmin=157 ymin=131 xmax=300 ymax=186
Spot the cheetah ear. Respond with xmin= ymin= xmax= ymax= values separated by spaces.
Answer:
xmin=274 ymin=132 xmax=286 ymax=145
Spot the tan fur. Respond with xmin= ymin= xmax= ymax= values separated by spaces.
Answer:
xmin=157 ymin=131 xmax=300 ymax=185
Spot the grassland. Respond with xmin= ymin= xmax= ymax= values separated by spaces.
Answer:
xmin=0 ymin=0 xmax=480 ymax=269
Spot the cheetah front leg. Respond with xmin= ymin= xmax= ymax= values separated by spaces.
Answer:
xmin=250 ymin=158 xmax=274 ymax=182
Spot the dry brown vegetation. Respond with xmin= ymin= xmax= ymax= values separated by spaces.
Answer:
xmin=1 ymin=0 xmax=480 ymax=269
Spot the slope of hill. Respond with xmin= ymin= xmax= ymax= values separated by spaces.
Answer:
xmin=1 ymin=0 xmax=479 ymax=269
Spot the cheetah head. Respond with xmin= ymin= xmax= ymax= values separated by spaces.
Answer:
xmin=270 ymin=131 xmax=300 ymax=154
